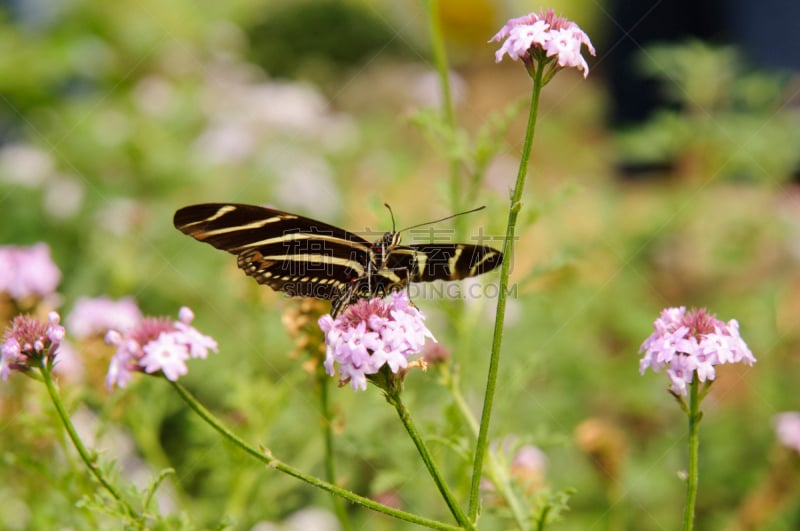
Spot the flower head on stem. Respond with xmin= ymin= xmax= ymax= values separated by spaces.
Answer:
xmin=105 ymin=306 xmax=217 ymax=390
xmin=639 ymin=307 xmax=754 ymax=531
xmin=639 ymin=306 xmax=755 ymax=398
xmin=490 ymin=9 xmax=595 ymax=79
xmin=2 ymin=311 xmax=140 ymax=518
xmin=468 ymin=9 xmax=591 ymax=518
xmin=2 ymin=311 xmax=65 ymax=379
xmin=318 ymin=292 xmax=435 ymax=392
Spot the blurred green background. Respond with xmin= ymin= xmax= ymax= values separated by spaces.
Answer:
xmin=2 ymin=0 xmax=799 ymax=529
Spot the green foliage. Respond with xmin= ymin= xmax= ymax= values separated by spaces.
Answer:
xmin=247 ymin=0 xmax=411 ymax=81
xmin=617 ymin=41 xmax=800 ymax=183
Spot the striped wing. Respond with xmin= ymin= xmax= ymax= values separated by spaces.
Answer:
xmin=335 ymin=243 xmax=503 ymax=314
xmin=173 ymin=203 xmax=371 ymax=300
xmin=366 ymin=243 xmax=503 ymax=288
xmin=401 ymin=244 xmax=503 ymax=282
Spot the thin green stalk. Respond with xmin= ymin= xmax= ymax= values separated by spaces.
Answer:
xmin=535 ymin=505 xmax=551 ymax=531
xmin=468 ymin=61 xmax=545 ymax=519
xmin=385 ymin=389 xmax=474 ymax=530
xmin=425 ymin=0 xmax=466 ymax=341
xmin=444 ymin=369 xmax=529 ymax=529
xmin=683 ymin=379 xmax=701 ymax=531
xmin=425 ymin=0 xmax=455 ymax=129
xmin=170 ymin=381 xmax=461 ymax=531
xmin=319 ymin=371 xmax=352 ymax=531
xmin=443 ymin=368 xmax=479 ymax=435
xmin=424 ymin=0 xmax=465 ymax=230
xmin=39 ymin=361 xmax=138 ymax=520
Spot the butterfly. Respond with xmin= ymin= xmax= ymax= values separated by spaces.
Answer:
xmin=174 ymin=203 xmax=503 ymax=315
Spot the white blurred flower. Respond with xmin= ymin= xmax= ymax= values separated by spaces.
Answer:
xmin=133 ymin=76 xmax=175 ymax=115
xmin=411 ymin=69 xmax=466 ymax=108
xmin=193 ymin=120 xmax=256 ymax=165
xmin=315 ymin=113 xmax=359 ymax=152
xmin=485 ymin=154 xmax=519 ymax=195
xmin=94 ymin=198 xmax=143 ymax=236
xmin=246 ymin=81 xmax=329 ymax=131
xmin=283 ymin=508 xmax=340 ymax=531
xmin=0 ymin=143 xmax=55 ymax=187
xmin=43 ymin=174 xmax=85 ymax=220
xmin=265 ymin=144 xmax=340 ymax=220
xmin=196 ymin=71 xmax=359 ymax=166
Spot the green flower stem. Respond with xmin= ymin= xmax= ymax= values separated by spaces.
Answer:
xmin=443 ymin=369 xmax=479 ymax=435
xmin=535 ymin=505 xmax=551 ymax=531
xmin=469 ymin=61 xmax=545 ymax=520
xmin=444 ymin=369 xmax=529 ymax=529
xmin=425 ymin=0 xmax=472 ymax=354
xmin=425 ymin=0 xmax=454 ymax=130
xmin=683 ymin=378 xmax=702 ymax=531
xmin=170 ymin=381 xmax=461 ymax=531
xmin=319 ymin=371 xmax=352 ymax=531
xmin=39 ymin=361 xmax=138 ymax=520
xmin=385 ymin=388 xmax=474 ymax=530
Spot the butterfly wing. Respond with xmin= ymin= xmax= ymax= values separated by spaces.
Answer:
xmin=174 ymin=203 xmax=372 ymax=300
xmin=398 ymin=244 xmax=503 ymax=282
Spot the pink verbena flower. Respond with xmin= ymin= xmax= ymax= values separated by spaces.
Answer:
xmin=774 ymin=412 xmax=800 ymax=454
xmin=490 ymin=9 xmax=595 ymax=78
xmin=0 ymin=243 xmax=61 ymax=301
xmin=639 ymin=307 xmax=755 ymax=396
xmin=66 ymin=296 xmax=143 ymax=339
xmin=1 ymin=311 xmax=65 ymax=380
xmin=318 ymin=291 xmax=435 ymax=391
xmin=482 ymin=438 xmax=548 ymax=502
xmin=512 ymin=444 xmax=548 ymax=477
xmin=105 ymin=306 xmax=217 ymax=390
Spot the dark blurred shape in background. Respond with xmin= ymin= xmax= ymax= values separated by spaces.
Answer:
xmin=607 ymin=0 xmax=799 ymax=129
xmin=605 ymin=0 xmax=800 ymax=179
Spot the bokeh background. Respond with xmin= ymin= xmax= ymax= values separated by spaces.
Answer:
xmin=2 ymin=0 xmax=799 ymax=529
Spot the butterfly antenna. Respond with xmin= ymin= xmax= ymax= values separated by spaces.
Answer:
xmin=384 ymin=203 xmax=397 ymax=233
xmin=398 ymin=206 xmax=486 ymax=233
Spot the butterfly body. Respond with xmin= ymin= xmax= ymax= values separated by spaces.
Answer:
xmin=174 ymin=203 xmax=503 ymax=315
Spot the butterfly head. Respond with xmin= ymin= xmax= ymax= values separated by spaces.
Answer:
xmin=372 ymin=231 xmax=401 ymax=258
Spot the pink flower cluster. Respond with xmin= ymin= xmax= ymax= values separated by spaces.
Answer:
xmin=490 ymin=10 xmax=595 ymax=77
xmin=105 ymin=306 xmax=217 ymax=389
xmin=774 ymin=412 xmax=800 ymax=454
xmin=1 ymin=312 xmax=65 ymax=379
xmin=318 ymin=292 xmax=435 ymax=391
xmin=66 ymin=296 xmax=143 ymax=339
xmin=0 ymin=243 xmax=61 ymax=301
xmin=639 ymin=307 xmax=756 ymax=396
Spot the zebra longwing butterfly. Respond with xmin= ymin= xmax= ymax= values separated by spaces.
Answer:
xmin=173 ymin=203 xmax=503 ymax=315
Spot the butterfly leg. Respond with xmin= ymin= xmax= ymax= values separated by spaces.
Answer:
xmin=331 ymin=282 xmax=360 ymax=317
